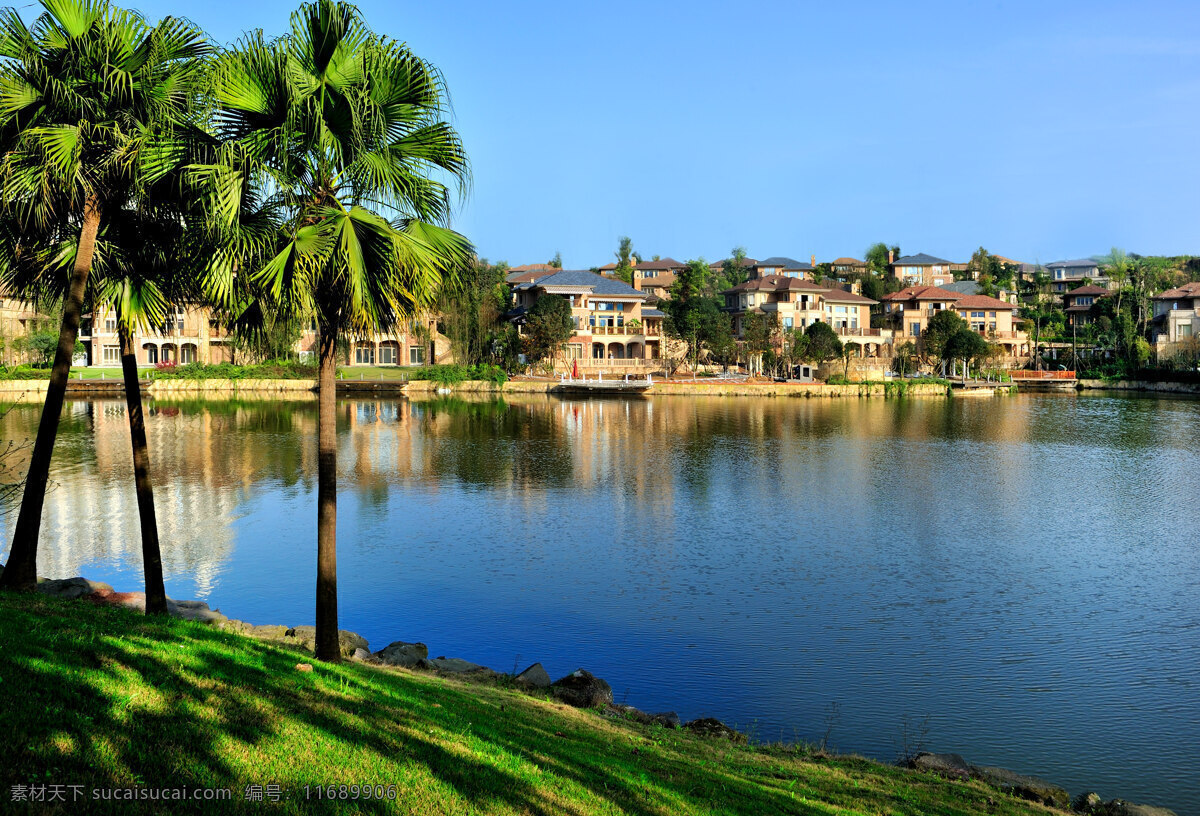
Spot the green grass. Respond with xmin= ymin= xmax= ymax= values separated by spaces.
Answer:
xmin=0 ymin=593 xmax=1060 ymax=815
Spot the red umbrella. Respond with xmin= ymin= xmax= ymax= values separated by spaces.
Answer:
xmin=571 ymin=359 xmax=580 ymax=379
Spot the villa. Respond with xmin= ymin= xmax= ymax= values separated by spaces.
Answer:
xmin=889 ymin=253 xmax=956 ymax=287
xmin=509 ymin=269 xmax=666 ymax=367
xmin=1045 ymin=259 xmax=1110 ymax=294
xmin=1062 ymin=284 xmax=1109 ymax=329
xmin=1151 ymin=281 xmax=1200 ymax=354
xmin=721 ymin=276 xmax=882 ymax=356
xmin=880 ymin=285 xmax=1028 ymax=359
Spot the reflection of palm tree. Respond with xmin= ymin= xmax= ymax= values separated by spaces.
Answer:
xmin=0 ymin=0 xmax=209 ymax=591
xmin=205 ymin=1 xmax=471 ymax=661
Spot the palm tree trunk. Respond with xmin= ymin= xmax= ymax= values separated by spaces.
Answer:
xmin=314 ymin=324 xmax=340 ymax=663
xmin=118 ymin=323 xmax=168 ymax=615
xmin=1 ymin=196 xmax=101 ymax=592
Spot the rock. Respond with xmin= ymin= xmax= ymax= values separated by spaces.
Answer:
xmin=683 ymin=718 xmax=747 ymax=743
xmin=285 ymin=626 xmax=369 ymax=658
xmin=1102 ymin=801 xmax=1179 ymax=816
xmin=245 ymin=624 xmax=290 ymax=640
xmin=513 ymin=662 xmax=552 ymax=689
xmin=351 ymin=648 xmax=380 ymax=664
xmin=648 ymin=711 xmax=681 ymax=728
xmin=295 ymin=663 xmax=313 ymax=672
xmin=166 ymin=599 xmax=227 ymax=624
xmin=36 ymin=576 xmax=114 ymax=600
xmin=604 ymin=704 xmax=651 ymax=724
xmin=910 ymin=752 xmax=972 ymax=778
xmin=970 ymin=765 xmax=1070 ymax=809
xmin=1074 ymin=792 xmax=1104 ymax=813
xmin=551 ymin=669 xmax=613 ymax=708
xmin=375 ymin=640 xmax=429 ymax=668
xmin=427 ymin=657 xmax=494 ymax=676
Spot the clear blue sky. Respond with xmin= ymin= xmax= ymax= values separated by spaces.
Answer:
xmin=128 ymin=0 xmax=1200 ymax=267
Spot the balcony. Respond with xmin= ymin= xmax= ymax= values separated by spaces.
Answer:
xmin=835 ymin=327 xmax=884 ymax=337
xmin=585 ymin=325 xmax=660 ymax=337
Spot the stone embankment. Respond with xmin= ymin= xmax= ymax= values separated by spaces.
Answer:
xmin=1077 ymin=378 xmax=1200 ymax=395
xmin=12 ymin=563 xmax=1179 ymax=816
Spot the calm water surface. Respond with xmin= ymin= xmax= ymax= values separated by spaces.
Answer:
xmin=2 ymin=392 xmax=1198 ymax=814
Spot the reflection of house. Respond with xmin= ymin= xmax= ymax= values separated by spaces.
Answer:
xmin=1045 ymin=259 xmax=1109 ymax=294
xmin=881 ymin=286 xmax=1028 ymax=357
xmin=889 ymin=254 xmax=955 ymax=287
xmin=1152 ymin=281 xmax=1200 ymax=352
xmin=509 ymin=269 xmax=666 ymax=366
xmin=1062 ymin=284 xmax=1109 ymax=328
xmin=721 ymin=276 xmax=884 ymax=356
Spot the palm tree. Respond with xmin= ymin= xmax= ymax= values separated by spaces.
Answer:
xmin=0 ymin=0 xmax=209 ymax=592
xmin=202 ymin=0 xmax=472 ymax=661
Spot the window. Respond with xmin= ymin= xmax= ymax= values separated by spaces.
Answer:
xmin=783 ymin=317 xmax=793 ymax=329
xmin=989 ymin=321 xmax=997 ymax=331
xmin=566 ymin=344 xmax=584 ymax=360
xmin=378 ymin=344 xmax=397 ymax=365
xmin=104 ymin=317 xmax=117 ymax=333
xmin=971 ymin=311 xmax=984 ymax=318
xmin=102 ymin=345 xmax=120 ymax=364
xmin=145 ymin=345 xmax=158 ymax=364
xmin=409 ymin=346 xmax=424 ymax=365
xmin=989 ymin=311 xmax=997 ymax=317
xmin=180 ymin=344 xmax=197 ymax=364
xmin=354 ymin=345 xmax=375 ymax=365
xmin=909 ymin=323 xmax=920 ymax=337
xmin=1179 ymin=324 xmax=1193 ymax=339
xmin=835 ymin=305 xmax=847 ymax=314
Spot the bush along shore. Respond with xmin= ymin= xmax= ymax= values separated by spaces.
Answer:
xmin=2 ymin=566 xmax=1180 ymax=816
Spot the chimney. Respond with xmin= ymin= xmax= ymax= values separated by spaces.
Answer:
xmin=632 ymin=275 xmax=641 ymax=291
xmin=811 ymin=254 xmax=816 ymax=268
xmin=888 ymin=249 xmax=894 ymax=264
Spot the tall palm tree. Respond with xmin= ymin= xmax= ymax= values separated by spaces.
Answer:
xmin=202 ymin=0 xmax=471 ymax=661
xmin=0 ymin=0 xmax=209 ymax=592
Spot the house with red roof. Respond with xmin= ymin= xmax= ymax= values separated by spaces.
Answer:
xmin=1062 ymin=284 xmax=1109 ymax=329
xmin=880 ymin=286 xmax=1028 ymax=359
xmin=721 ymin=276 xmax=884 ymax=357
xmin=1151 ymin=281 xmax=1200 ymax=354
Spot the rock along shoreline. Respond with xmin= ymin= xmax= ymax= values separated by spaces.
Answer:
xmin=12 ymin=566 xmax=1182 ymax=816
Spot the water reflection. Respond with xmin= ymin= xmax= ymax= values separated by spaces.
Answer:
xmin=1 ymin=391 xmax=1198 ymax=815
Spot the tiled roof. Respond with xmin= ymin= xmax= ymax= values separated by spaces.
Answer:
xmin=639 ymin=273 xmax=677 ymax=288
xmin=1065 ymin=303 xmax=1095 ymax=313
xmin=1046 ymin=259 xmax=1099 ymax=269
xmin=534 ymin=269 xmax=646 ymax=298
xmin=831 ymin=257 xmax=865 ymax=266
xmin=821 ymin=289 xmax=878 ymax=305
xmin=635 ymin=257 xmax=685 ymax=271
xmin=722 ymin=276 xmax=827 ymax=294
xmin=1153 ymin=281 xmax=1200 ymax=299
xmin=756 ymin=256 xmax=811 ymax=269
xmin=508 ymin=263 xmax=558 ymax=273
xmin=1065 ymin=284 xmax=1109 ymax=296
xmin=941 ymin=281 xmax=982 ymax=295
xmin=891 ymin=253 xmax=953 ymax=266
xmin=881 ymin=285 xmax=962 ymax=301
xmin=506 ymin=269 xmax=556 ymax=284
xmin=716 ymin=257 xmax=757 ymax=268
xmin=642 ymin=308 xmax=665 ymax=317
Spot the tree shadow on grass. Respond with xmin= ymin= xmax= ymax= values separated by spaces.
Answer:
xmin=0 ymin=596 xmax=859 ymax=815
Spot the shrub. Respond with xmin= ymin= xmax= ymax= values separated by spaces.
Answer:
xmin=825 ymin=373 xmax=852 ymax=385
xmin=406 ymin=363 xmax=507 ymax=385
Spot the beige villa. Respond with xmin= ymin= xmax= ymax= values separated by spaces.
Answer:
xmin=1152 ymin=281 xmax=1200 ymax=356
xmin=509 ymin=268 xmax=668 ymax=369
xmin=721 ymin=275 xmax=884 ymax=357
xmin=889 ymin=253 xmax=957 ymax=287
xmin=880 ymin=285 xmax=1029 ymax=359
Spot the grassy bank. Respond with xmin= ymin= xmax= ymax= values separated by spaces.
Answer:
xmin=0 ymin=594 xmax=1059 ymax=815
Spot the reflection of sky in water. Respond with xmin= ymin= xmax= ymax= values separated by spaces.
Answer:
xmin=2 ymin=393 xmax=1199 ymax=815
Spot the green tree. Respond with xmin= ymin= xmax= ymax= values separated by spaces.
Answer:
xmin=945 ymin=328 xmax=991 ymax=378
xmin=719 ymin=246 xmax=749 ymax=289
xmin=664 ymin=259 xmax=730 ymax=372
xmin=437 ymin=258 xmax=507 ymax=365
xmin=548 ymin=251 xmax=562 ymax=269
xmin=0 ymin=0 xmax=209 ymax=593
xmin=524 ymin=294 xmax=573 ymax=363
xmin=614 ymin=236 xmax=635 ymax=284
xmin=803 ymin=320 xmax=842 ymax=368
xmin=893 ymin=340 xmax=918 ymax=376
xmin=204 ymin=0 xmax=472 ymax=661
xmin=920 ymin=309 xmax=965 ymax=365
xmin=865 ymin=242 xmax=899 ymax=275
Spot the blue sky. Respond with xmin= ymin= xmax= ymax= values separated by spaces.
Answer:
xmin=128 ymin=0 xmax=1199 ymax=267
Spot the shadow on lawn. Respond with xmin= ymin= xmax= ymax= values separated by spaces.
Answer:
xmin=0 ymin=597 xmax=835 ymax=815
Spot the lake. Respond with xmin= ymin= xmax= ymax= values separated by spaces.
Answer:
xmin=2 ymin=391 xmax=1198 ymax=814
